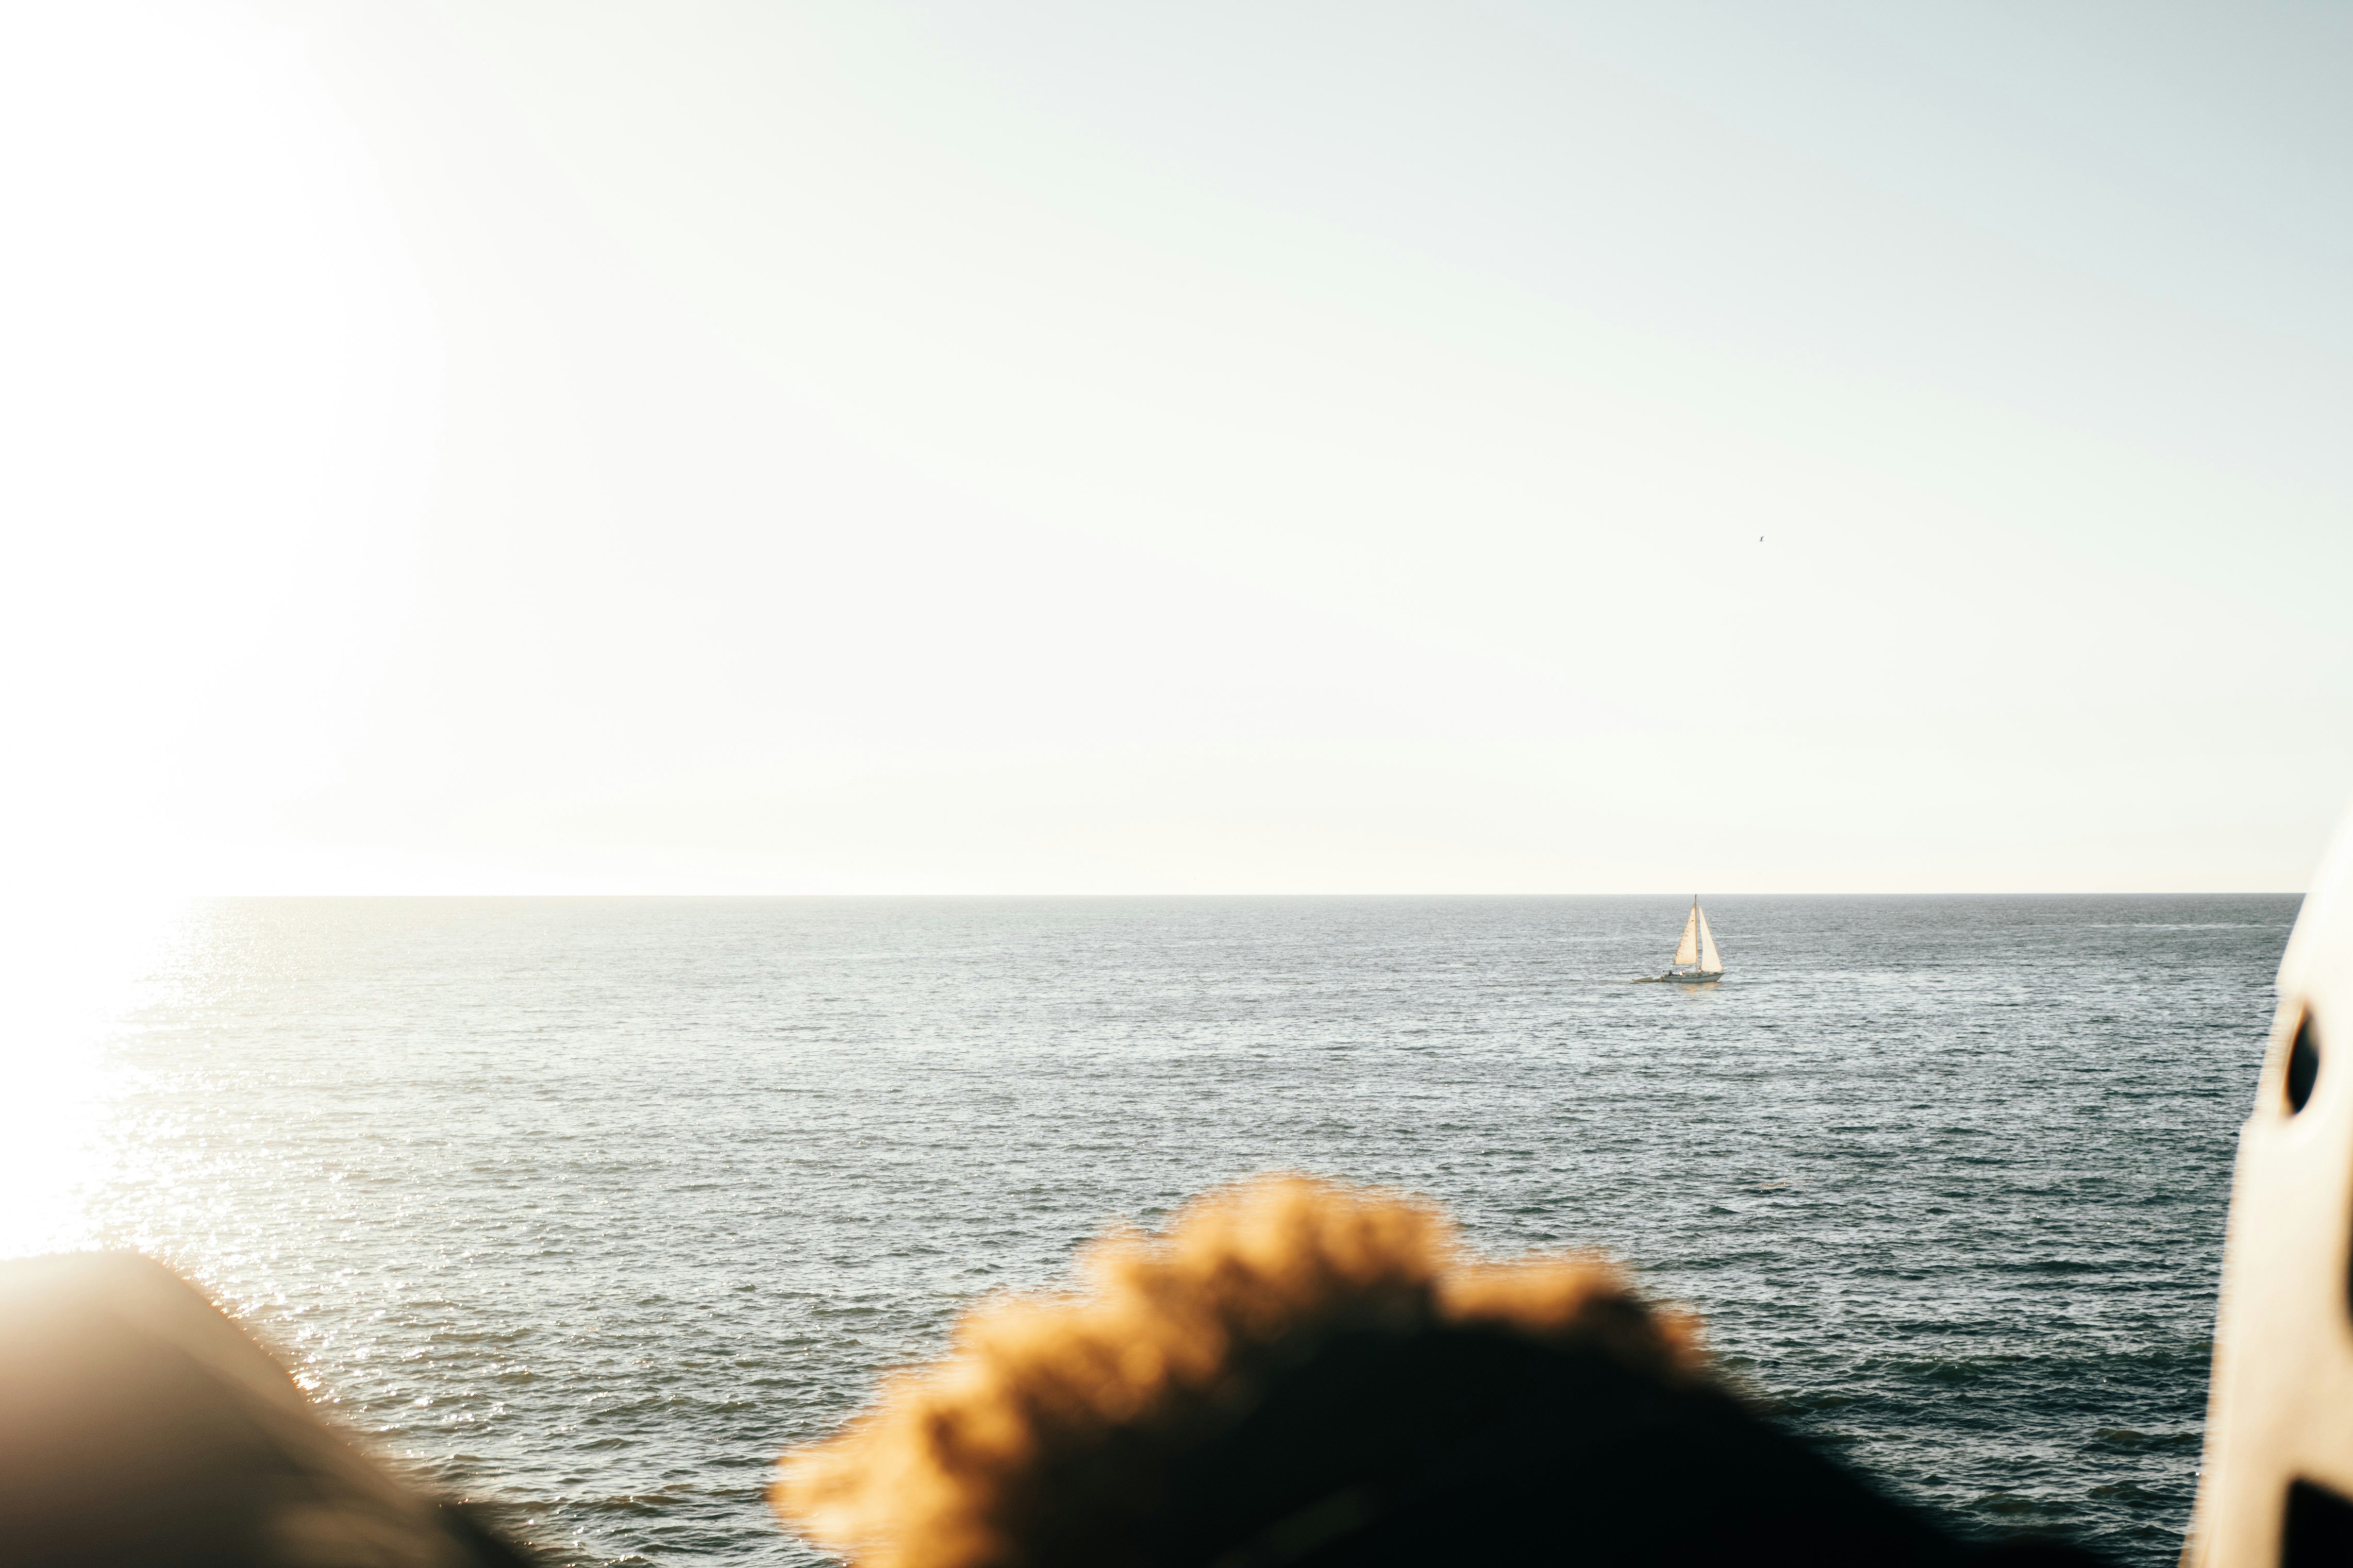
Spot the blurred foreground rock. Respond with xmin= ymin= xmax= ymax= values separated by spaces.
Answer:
xmin=0 ymin=1252 xmax=532 ymax=1568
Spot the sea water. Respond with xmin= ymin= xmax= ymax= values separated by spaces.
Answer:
xmin=51 ymin=896 xmax=2292 ymax=1565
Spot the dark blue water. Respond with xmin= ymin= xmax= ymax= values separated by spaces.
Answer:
xmin=77 ymin=896 xmax=2291 ymax=1564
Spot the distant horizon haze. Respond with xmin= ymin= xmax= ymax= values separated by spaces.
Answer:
xmin=178 ymin=888 xmax=2316 ymax=903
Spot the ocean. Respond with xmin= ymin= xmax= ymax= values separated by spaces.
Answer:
xmin=44 ymin=895 xmax=2294 ymax=1565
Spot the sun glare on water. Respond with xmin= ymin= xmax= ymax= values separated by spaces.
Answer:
xmin=0 ymin=896 xmax=186 ymax=1261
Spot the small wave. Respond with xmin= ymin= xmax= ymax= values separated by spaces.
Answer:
xmin=2079 ymin=923 xmax=2289 ymax=931
xmin=1971 ymin=1490 xmax=2067 ymax=1518
xmin=2009 ymin=1258 xmax=2108 ymax=1275
xmin=2087 ymin=1428 xmax=2201 ymax=1453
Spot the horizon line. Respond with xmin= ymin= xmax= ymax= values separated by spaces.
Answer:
xmin=182 ymin=888 xmax=2310 ymax=900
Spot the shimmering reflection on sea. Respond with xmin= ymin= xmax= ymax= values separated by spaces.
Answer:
xmin=70 ymin=896 xmax=2289 ymax=1565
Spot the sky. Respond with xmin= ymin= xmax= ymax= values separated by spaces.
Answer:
xmin=4 ymin=0 xmax=2350 ymax=899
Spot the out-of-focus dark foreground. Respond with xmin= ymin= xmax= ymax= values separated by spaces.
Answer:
xmin=2 ymin=1221 xmax=2110 ymax=1568
xmin=0 ymin=1253 xmax=533 ymax=1568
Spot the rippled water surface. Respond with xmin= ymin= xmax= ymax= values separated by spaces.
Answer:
xmin=76 ymin=896 xmax=2292 ymax=1564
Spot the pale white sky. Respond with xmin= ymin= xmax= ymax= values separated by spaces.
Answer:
xmin=4 ymin=0 xmax=2350 ymax=896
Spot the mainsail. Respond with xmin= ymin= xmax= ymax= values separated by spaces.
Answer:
xmin=1665 ymin=896 xmax=1723 ymax=977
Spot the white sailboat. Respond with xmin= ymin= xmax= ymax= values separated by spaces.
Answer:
xmin=1657 ymin=896 xmax=1723 ymax=982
